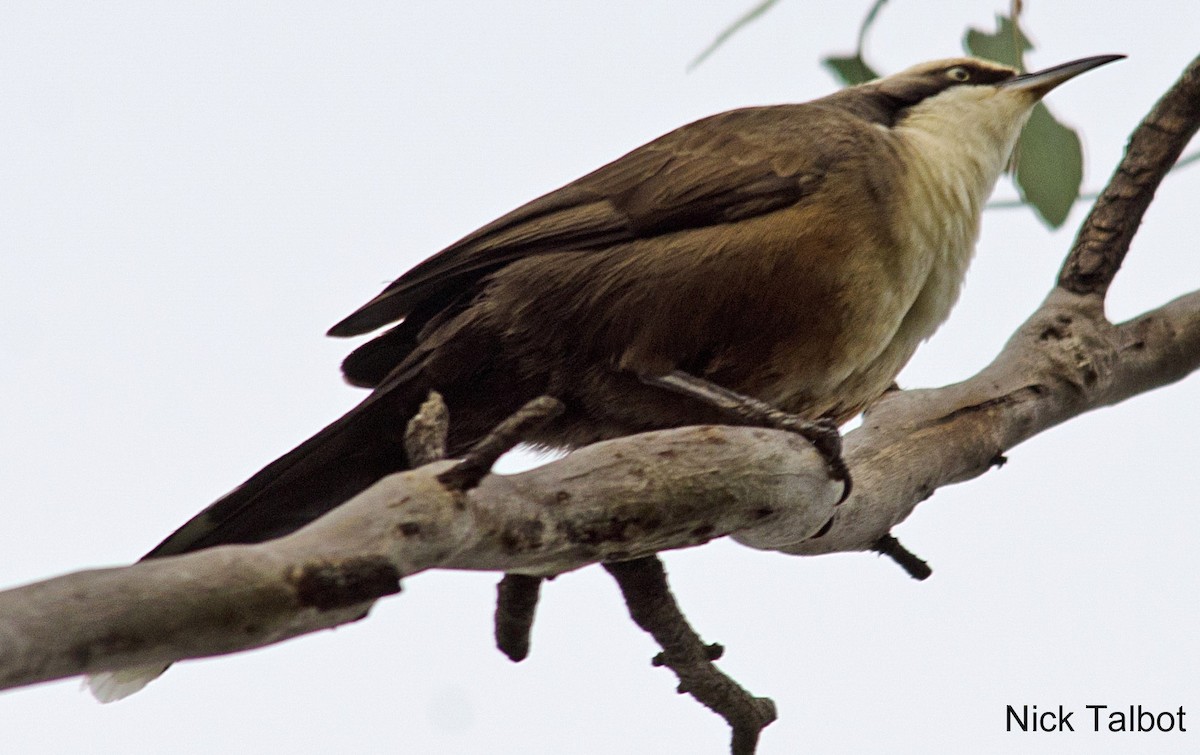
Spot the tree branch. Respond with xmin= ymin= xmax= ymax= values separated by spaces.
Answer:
xmin=1059 ymin=53 xmax=1200 ymax=295
xmin=404 ymin=391 xmax=450 ymax=466
xmin=494 ymin=573 xmax=542 ymax=662
xmin=604 ymin=556 xmax=776 ymax=755
xmin=0 ymin=426 xmax=839 ymax=692
xmin=1101 ymin=290 xmax=1200 ymax=405
xmin=870 ymin=533 xmax=932 ymax=580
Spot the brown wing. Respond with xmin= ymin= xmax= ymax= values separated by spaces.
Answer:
xmin=326 ymin=105 xmax=832 ymax=340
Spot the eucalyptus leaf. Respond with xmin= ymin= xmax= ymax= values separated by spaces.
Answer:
xmin=1014 ymin=103 xmax=1084 ymax=228
xmin=855 ymin=0 xmax=890 ymax=50
xmin=688 ymin=0 xmax=781 ymax=70
xmin=822 ymin=54 xmax=879 ymax=86
xmin=964 ymin=14 xmax=1031 ymax=70
xmin=966 ymin=14 xmax=1083 ymax=228
xmin=824 ymin=0 xmax=887 ymax=85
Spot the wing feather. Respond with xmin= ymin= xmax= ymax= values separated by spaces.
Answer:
xmin=327 ymin=105 xmax=829 ymax=339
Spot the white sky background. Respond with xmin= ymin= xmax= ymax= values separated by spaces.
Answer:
xmin=1 ymin=2 xmax=1197 ymax=753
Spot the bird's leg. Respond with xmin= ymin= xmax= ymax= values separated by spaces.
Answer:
xmin=641 ymin=370 xmax=851 ymax=502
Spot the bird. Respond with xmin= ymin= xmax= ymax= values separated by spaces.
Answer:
xmin=88 ymin=53 xmax=1122 ymax=700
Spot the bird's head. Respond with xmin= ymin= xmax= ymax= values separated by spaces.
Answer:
xmin=822 ymin=55 xmax=1124 ymax=290
xmin=827 ymin=54 xmax=1123 ymax=148
xmin=821 ymin=54 xmax=1123 ymax=215
xmin=877 ymin=55 xmax=1123 ymax=106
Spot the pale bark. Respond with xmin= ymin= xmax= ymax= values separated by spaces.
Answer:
xmin=0 ymin=428 xmax=837 ymax=691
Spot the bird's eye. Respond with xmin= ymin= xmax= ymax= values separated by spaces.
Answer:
xmin=946 ymin=66 xmax=971 ymax=82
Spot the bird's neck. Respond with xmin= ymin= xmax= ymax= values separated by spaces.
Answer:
xmin=887 ymin=91 xmax=1035 ymax=335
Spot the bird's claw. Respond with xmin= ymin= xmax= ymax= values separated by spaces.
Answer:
xmin=640 ymin=371 xmax=852 ymax=501
xmin=772 ymin=414 xmax=851 ymax=503
xmin=805 ymin=421 xmax=852 ymax=503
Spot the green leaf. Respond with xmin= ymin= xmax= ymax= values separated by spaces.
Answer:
xmin=688 ymin=0 xmax=781 ymax=71
xmin=967 ymin=13 xmax=1086 ymax=227
xmin=855 ymin=0 xmax=890 ymax=50
xmin=823 ymin=0 xmax=887 ymax=85
xmin=1014 ymin=103 xmax=1084 ymax=228
xmin=822 ymin=54 xmax=879 ymax=86
xmin=963 ymin=14 xmax=1032 ymax=70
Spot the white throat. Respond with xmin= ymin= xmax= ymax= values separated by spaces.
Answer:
xmin=889 ymin=86 xmax=1036 ymax=337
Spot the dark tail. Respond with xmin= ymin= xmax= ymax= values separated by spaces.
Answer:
xmin=91 ymin=378 xmax=428 ymax=702
xmin=143 ymin=382 xmax=423 ymax=560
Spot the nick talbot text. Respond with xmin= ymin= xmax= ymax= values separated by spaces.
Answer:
xmin=1007 ymin=705 xmax=1187 ymax=733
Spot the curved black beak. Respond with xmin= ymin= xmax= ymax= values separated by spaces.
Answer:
xmin=1000 ymin=54 xmax=1125 ymax=97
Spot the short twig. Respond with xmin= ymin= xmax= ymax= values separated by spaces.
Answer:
xmin=603 ymin=556 xmax=776 ymax=755
xmin=871 ymin=534 xmax=932 ymax=581
xmin=404 ymin=391 xmax=450 ymax=466
xmin=494 ymin=574 xmax=542 ymax=662
xmin=436 ymin=396 xmax=565 ymax=491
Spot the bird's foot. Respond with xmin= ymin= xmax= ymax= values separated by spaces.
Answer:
xmin=742 ymin=411 xmax=851 ymax=503
xmin=641 ymin=370 xmax=852 ymax=502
